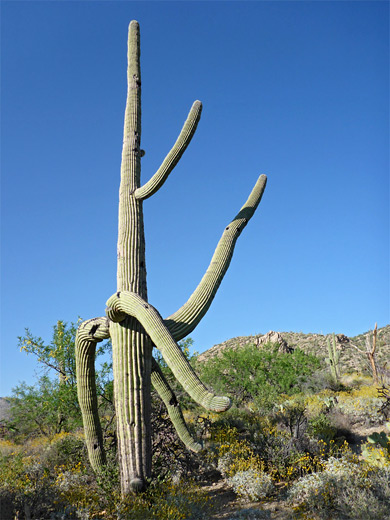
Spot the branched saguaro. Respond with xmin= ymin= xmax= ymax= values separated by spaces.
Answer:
xmin=75 ymin=21 xmax=267 ymax=495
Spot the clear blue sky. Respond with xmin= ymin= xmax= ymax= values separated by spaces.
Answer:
xmin=1 ymin=1 xmax=389 ymax=397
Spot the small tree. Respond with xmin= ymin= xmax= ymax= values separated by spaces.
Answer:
xmin=75 ymin=21 xmax=267 ymax=494
xmin=199 ymin=343 xmax=321 ymax=409
xmin=9 ymin=321 xmax=112 ymax=438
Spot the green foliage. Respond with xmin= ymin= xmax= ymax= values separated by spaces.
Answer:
xmin=7 ymin=376 xmax=81 ymax=438
xmin=8 ymin=321 xmax=113 ymax=439
xmin=199 ymin=343 xmax=321 ymax=409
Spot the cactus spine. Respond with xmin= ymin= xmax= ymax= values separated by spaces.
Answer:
xmin=75 ymin=21 xmax=267 ymax=495
xmin=326 ymin=333 xmax=341 ymax=382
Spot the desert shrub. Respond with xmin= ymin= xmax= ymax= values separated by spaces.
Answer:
xmin=7 ymin=377 xmax=83 ymax=439
xmin=307 ymin=412 xmax=337 ymax=443
xmin=227 ymin=469 xmax=274 ymax=501
xmin=288 ymin=454 xmax=390 ymax=519
xmin=116 ymin=479 xmax=210 ymax=520
xmin=0 ymin=433 xmax=99 ymax=519
xmin=272 ymin=398 xmax=308 ymax=440
xmin=0 ymin=429 xmax=213 ymax=520
xmin=302 ymin=369 xmax=346 ymax=393
xmin=304 ymin=391 xmax=338 ymax=417
xmin=212 ymin=425 xmax=274 ymax=502
xmin=336 ymin=385 xmax=383 ymax=424
xmin=216 ymin=432 xmax=263 ymax=477
xmin=0 ymin=448 xmax=58 ymax=519
xmin=151 ymin=399 xmax=218 ymax=484
xmin=42 ymin=432 xmax=86 ymax=468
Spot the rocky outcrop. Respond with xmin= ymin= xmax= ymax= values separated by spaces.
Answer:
xmin=255 ymin=331 xmax=293 ymax=353
xmin=197 ymin=330 xmax=292 ymax=362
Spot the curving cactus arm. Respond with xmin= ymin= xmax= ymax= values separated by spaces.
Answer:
xmin=75 ymin=317 xmax=110 ymax=472
xmin=134 ymin=101 xmax=202 ymax=200
xmin=151 ymin=357 xmax=202 ymax=452
xmin=164 ymin=173 xmax=267 ymax=342
xmin=106 ymin=291 xmax=231 ymax=412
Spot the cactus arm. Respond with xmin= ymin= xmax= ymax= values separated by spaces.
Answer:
xmin=151 ymin=357 xmax=202 ymax=452
xmin=164 ymin=174 xmax=267 ymax=341
xmin=106 ymin=291 xmax=231 ymax=412
xmin=134 ymin=101 xmax=202 ymax=200
xmin=75 ymin=317 xmax=110 ymax=473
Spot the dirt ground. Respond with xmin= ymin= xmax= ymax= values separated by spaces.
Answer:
xmin=202 ymin=479 xmax=293 ymax=520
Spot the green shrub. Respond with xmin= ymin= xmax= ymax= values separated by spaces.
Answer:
xmin=307 ymin=413 xmax=337 ymax=443
xmin=199 ymin=343 xmax=321 ymax=409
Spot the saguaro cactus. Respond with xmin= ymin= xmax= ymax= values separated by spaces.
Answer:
xmin=75 ymin=21 xmax=267 ymax=495
xmin=326 ymin=333 xmax=341 ymax=382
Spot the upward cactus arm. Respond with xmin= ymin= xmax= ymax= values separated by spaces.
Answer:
xmin=106 ymin=291 xmax=231 ymax=412
xmin=151 ymin=358 xmax=202 ymax=452
xmin=75 ymin=317 xmax=110 ymax=473
xmin=134 ymin=101 xmax=202 ymax=200
xmin=164 ymin=174 xmax=267 ymax=341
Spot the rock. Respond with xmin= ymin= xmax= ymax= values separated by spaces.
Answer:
xmin=256 ymin=331 xmax=293 ymax=353
xmin=336 ymin=334 xmax=349 ymax=344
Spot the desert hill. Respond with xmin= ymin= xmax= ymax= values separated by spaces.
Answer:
xmin=197 ymin=325 xmax=390 ymax=377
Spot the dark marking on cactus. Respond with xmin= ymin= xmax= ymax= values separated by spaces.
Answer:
xmin=90 ymin=324 xmax=100 ymax=337
xmin=117 ymin=291 xmax=121 ymax=298
xmin=169 ymin=395 xmax=178 ymax=406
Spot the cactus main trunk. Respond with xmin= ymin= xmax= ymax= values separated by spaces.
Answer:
xmin=110 ymin=20 xmax=152 ymax=493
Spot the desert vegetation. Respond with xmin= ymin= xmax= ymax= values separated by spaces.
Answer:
xmin=1 ymin=322 xmax=389 ymax=519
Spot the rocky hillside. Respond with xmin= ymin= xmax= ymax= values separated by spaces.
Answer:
xmin=197 ymin=325 xmax=390 ymax=378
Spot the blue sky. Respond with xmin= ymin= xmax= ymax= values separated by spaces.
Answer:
xmin=1 ymin=1 xmax=389 ymax=397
